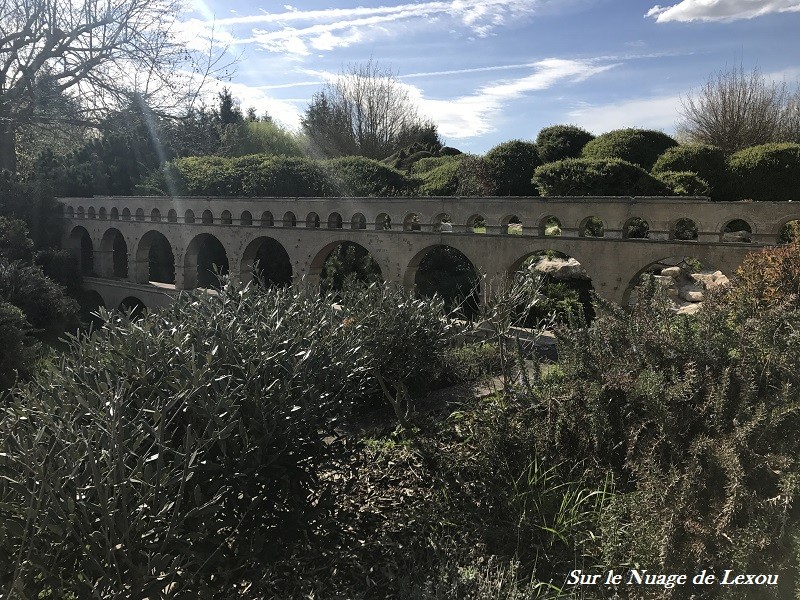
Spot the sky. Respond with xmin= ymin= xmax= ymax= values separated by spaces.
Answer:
xmin=177 ymin=0 xmax=800 ymax=153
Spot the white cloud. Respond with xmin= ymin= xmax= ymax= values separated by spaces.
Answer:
xmin=566 ymin=94 xmax=681 ymax=134
xmin=646 ymin=0 xmax=800 ymax=23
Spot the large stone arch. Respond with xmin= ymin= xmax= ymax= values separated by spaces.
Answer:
xmin=309 ymin=240 xmax=384 ymax=292
xmin=183 ymin=233 xmax=229 ymax=289
xmin=403 ymin=244 xmax=481 ymax=315
xmin=98 ymin=228 xmax=128 ymax=278
xmin=66 ymin=225 xmax=94 ymax=275
xmin=135 ymin=230 xmax=176 ymax=284
xmin=240 ymin=236 xmax=293 ymax=286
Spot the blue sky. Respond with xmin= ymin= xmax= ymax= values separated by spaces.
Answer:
xmin=178 ymin=0 xmax=800 ymax=153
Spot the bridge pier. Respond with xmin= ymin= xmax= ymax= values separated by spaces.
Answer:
xmin=94 ymin=250 xmax=115 ymax=278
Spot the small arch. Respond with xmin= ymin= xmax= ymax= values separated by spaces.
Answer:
xmin=151 ymin=208 xmax=161 ymax=222
xmin=185 ymin=210 xmax=195 ymax=224
xmin=579 ymin=216 xmax=604 ymax=237
xmin=623 ymin=217 xmax=649 ymax=239
xmin=721 ymin=219 xmax=752 ymax=243
xmin=240 ymin=211 xmax=252 ymax=226
xmin=671 ymin=218 xmax=698 ymax=241
xmin=100 ymin=228 xmax=128 ymax=278
xmin=184 ymin=233 xmax=229 ymax=289
xmin=98 ymin=207 xmax=107 ymax=220
xmin=466 ymin=214 xmax=486 ymax=234
xmin=241 ymin=237 xmax=293 ymax=286
xmin=221 ymin=210 xmax=232 ymax=225
xmin=404 ymin=213 xmax=421 ymax=231
xmin=351 ymin=213 xmax=367 ymax=230
xmin=375 ymin=213 xmax=391 ymax=230
xmin=122 ymin=208 xmax=131 ymax=221
xmin=67 ymin=226 xmax=94 ymax=275
xmin=283 ymin=212 xmax=297 ymax=227
xmin=432 ymin=213 xmax=453 ymax=233
xmin=261 ymin=211 xmax=274 ymax=227
xmin=65 ymin=206 xmax=75 ymax=219
xmin=501 ymin=215 xmax=523 ymax=235
xmin=110 ymin=207 xmax=119 ymax=221
xmin=135 ymin=208 xmax=145 ymax=222
xmin=167 ymin=209 xmax=178 ymax=223
xmin=202 ymin=210 xmax=214 ymax=224
xmin=539 ymin=215 xmax=561 ymax=236
xmin=136 ymin=230 xmax=175 ymax=284
xmin=328 ymin=212 xmax=343 ymax=229
xmin=87 ymin=207 xmax=96 ymax=219
xmin=118 ymin=296 xmax=146 ymax=320
xmin=77 ymin=206 xmax=85 ymax=219
xmin=306 ymin=212 xmax=321 ymax=228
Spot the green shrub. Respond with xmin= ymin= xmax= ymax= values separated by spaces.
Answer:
xmin=415 ymin=158 xmax=462 ymax=195
xmin=455 ymin=154 xmax=496 ymax=196
xmin=581 ymin=128 xmax=678 ymax=170
xmin=0 ymin=216 xmax=35 ymax=262
xmin=533 ymin=158 xmax=671 ymax=196
xmin=323 ymin=156 xmax=417 ymax=196
xmin=728 ymin=142 xmax=800 ymax=201
xmin=219 ymin=120 xmax=305 ymax=157
xmin=35 ymin=248 xmax=82 ymax=293
xmin=160 ymin=155 xmax=240 ymax=195
xmin=0 ymin=300 xmax=38 ymax=390
xmin=536 ymin=124 xmax=595 ymax=163
xmin=484 ymin=140 xmax=541 ymax=196
xmin=651 ymin=144 xmax=729 ymax=199
xmin=656 ymin=170 xmax=711 ymax=196
xmin=411 ymin=154 xmax=463 ymax=174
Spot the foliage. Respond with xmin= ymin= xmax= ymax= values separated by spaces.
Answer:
xmin=320 ymin=242 xmax=383 ymax=294
xmin=532 ymin=158 xmax=671 ymax=196
xmin=484 ymin=140 xmax=541 ymax=196
xmin=415 ymin=246 xmax=480 ymax=317
xmin=0 ymin=217 xmax=34 ymax=262
xmin=581 ymin=128 xmax=678 ymax=170
xmin=0 ymin=178 xmax=60 ymax=246
xmin=34 ymin=248 xmax=83 ymax=293
xmin=455 ymin=154 xmax=496 ymax=196
xmin=219 ymin=120 xmax=305 ymax=158
xmin=651 ymin=144 xmax=729 ymax=200
xmin=413 ymin=156 xmax=463 ymax=196
xmin=656 ymin=170 xmax=711 ymax=196
xmin=323 ymin=156 xmax=418 ymax=196
xmin=727 ymin=142 xmax=800 ymax=201
xmin=725 ymin=239 xmax=800 ymax=313
xmin=525 ymin=278 xmax=800 ymax=587
xmin=535 ymin=124 xmax=595 ymax=163
xmin=0 ymin=301 xmax=38 ymax=390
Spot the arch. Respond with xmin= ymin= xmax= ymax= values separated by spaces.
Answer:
xmin=432 ymin=213 xmax=452 ymax=233
xmin=721 ymin=219 xmax=752 ymax=243
xmin=466 ymin=214 xmax=487 ymax=234
xmin=671 ymin=218 xmax=698 ymax=241
xmin=328 ymin=212 xmax=343 ymax=229
xmin=136 ymin=230 xmax=175 ymax=284
xmin=167 ymin=209 xmax=178 ymax=223
xmin=375 ymin=213 xmax=391 ymax=230
xmin=501 ymin=215 xmax=523 ymax=235
xmin=202 ymin=210 xmax=214 ymax=224
xmin=110 ymin=207 xmax=119 ymax=221
xmin=67 ymin=226 xmax=94 ymax=275
xmin=119 ymin=296 xmax=146 ymax=320
xmin=240 ymin=211 xmax=253 ymax=226
xmin=580 ymin=216 xmax=604 ymax=237
xmin=539 ymin=215 xmax=561 ymax=236
xmin=151 ymin=208 xmax=161 ymax=222
xmin=623 ymin=256 xmax=731 ymax=310
xmin=623 ymin=217 xmax=649 ymax=239
xmin=185 ymin=209 xmax=195 ymax=224
xmin=351 ymin=213 xmax=367 ymax=230
xmin=77 ymin=206 xmax=85 ymax=219
xmin=87 ymin=207 xmax=96 ymax=220
xmin=122 ymin=208 xmax=131 ymax=221
xmin=404 ymin=213 xmax=421 ymax=231
xmin=135 ymin=208 xmax=145 ymax=222
xmin=306 ymin=212 xmax=321 ymax=228
xmin=100 ymin=228 xmax=128 ymax=278
xmin=240 ymin=237 xmax=293 ymax=287
xmin=261 ymin=211 xmax=274 ymax=227
xmin=404 ymin=245 xmax=480 ymax=316
xmin=283 ymin=212 xmax=297 ymax=227
xmin=311 ymin=241 xmax=383 ymax=293
xmin=98 ymin=207 xmax=107 ymax=220
xmin=221 ymin=210 xmax=232 ymax=225
xmin=65 ymin=206 xmax=74 ymax=219
xmin=184 ymin=233 xmax=229 ymax=289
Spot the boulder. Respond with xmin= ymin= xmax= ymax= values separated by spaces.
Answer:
xmin=661 ymin=266 xmax=681 ymax=278
xmin=674 ymin=300 xmax=701 ymax=315
xmin=679 ymin=285 xmax=704 ymax=302
xmin=691 ymin=270 xmax=729 ymax=287
xmin=533 ymin=257 xmax=588 ymax=280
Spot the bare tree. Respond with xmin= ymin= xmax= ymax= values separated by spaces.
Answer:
xmin=301 ymin=59 xmax=439 ymax=160
xmin=678 ymin=65 xmax=795 ymax=152
xmin=0 ymin=0 xmax=229 ymax=172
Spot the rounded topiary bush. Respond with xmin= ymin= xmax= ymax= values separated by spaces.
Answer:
xmin=533 ymin=158 xmax=672 ymax=196
xmin=656 ymin=170 xmax=711 ymax=197
xmin=581 ymin=128 xmax=678 ymax=170
xmin=651 ymin=144 xmax=729 ymax=200
xmin=160 ymin=156 xmax=240 ymax=196
xmin=323 ymin=156 xmax=417 ymax=196
xmin=237 ymin=155 xmax=332 ymax=197
xmin=536 ymin=125 xmax=595 ymax=163
xmin=484 ymin=140 xmax=541 ymax=196
xmin=728 ymin=143 xmax=800 ymax=201
xmin=415 ymin=159 xmax=462 ymax=196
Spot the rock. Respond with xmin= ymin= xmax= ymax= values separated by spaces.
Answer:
xmin=691 ymin=270 xmax=729 ymax=287
xmin=661 ymin=266 xmax=681 ymax=278
xmin=722 ymin=230 xmax=751 ymax=243
xmin=653 ymin=275 xmax=674 ymax=286
xmin=679 ymin=285 xmax=704 ymax=302
xmin=533 ymin=257 xmax=588 ymax=279
xmin=674 ymin=300 xmax=701 ymax=315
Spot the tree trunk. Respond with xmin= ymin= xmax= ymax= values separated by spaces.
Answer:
xmin=0 ymin=120 xmax=17 ymax=174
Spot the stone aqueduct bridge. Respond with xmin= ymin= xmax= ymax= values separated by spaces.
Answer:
xmin=58 ymin=195 xmax=800 ymax=310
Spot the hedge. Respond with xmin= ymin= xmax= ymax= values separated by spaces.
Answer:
xmin=484 ymin=140 xmax=540 ymax=196
xmin=581 ymin=128 xmax=678 ymax=170
xmin=651 ymin=144 xmax=728 ymax=200
xmin=533 ymin=158 xmax=672 ymax=196
xmin=536 ymin=125 xmax=595 ymax=163
xmin=322 ymin=156 xmax=417 ymax=196
xmin=727 ymin=143 xmax=800 ymax=201
xmin=656 ymin=170 xmax=711 ymax=197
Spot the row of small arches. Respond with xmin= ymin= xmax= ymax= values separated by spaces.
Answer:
xmin=63 ymin=205 xmax=758 ymax=242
